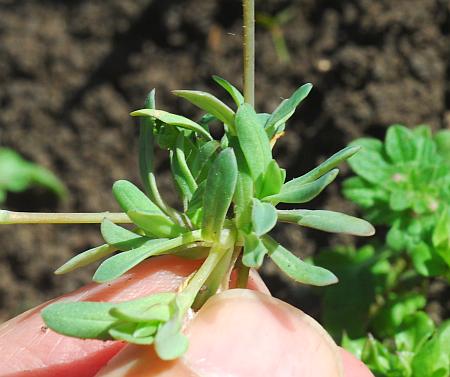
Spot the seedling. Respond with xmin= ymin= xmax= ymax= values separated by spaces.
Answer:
xmin=0 ymin=0 xmax=374 ymax=362
xmin=0 ymin=148 xmax=66 ymax=203
xmin=343 ymin=125 xmax=450 ymax=277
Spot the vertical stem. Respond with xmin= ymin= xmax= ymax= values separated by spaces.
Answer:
xmin=243 ymin=0 xmax=255 ymax=106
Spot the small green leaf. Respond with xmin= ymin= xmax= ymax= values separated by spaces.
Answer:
xmin=258 ymin=159 xmax=285 ymax=198
xmin=212 ymin=75 xmax=244 ymax=107
xmin=265 ymin=83 xmax=312 ymax=132
xmin=139 ymin=90 xmax=156 ymax=196
xmin=411 ymin=321 xmax=450 ymax=377
xmin=277 ymin=210 xmax=375 ymax=236
xmin=172 ymin=90 xmax=235 ymax=129
xmin=432 ymin=209 xmax=450 ymax=248
xmin=101 ymin=219 xmax=148 ymax=250
xmin=435 ymin=130 xmax=450 ymax=160
xmin=112 ymin=180 xmax=162 ymax=214
xmin=110 ymin=303 xmax=171 ymax=323
xmin=54 ymin=244 xmax=117 ymax=275
xmin=41 ymin=292 xmax=175 ymax=340
xmin=264 ymin=169 xmax=338 ymax=204
xmin=251 ymin=199 xmax=277 ymax=236
xmin=385 ymin=125 xmax=416 ymax=163
xmin=190 ymin=140 xmax=220 ymax=181
xmin=186 ymin=182 xmax=205 ymax=227
xmin=263 ymin=236 xmax=338 ymax=286
xmin=109 ymin=324 xmax=155 ymax=345
xmin=93 ymin=231 xmax=201 ymax=282
xmin=202 ymin=148 xmax=238 ymax=241
xmin=395 ymin=312 xmax=435 ymax=352
xmin=154 ymin=302 xmax=188 ymax=360
xmin=410 ymin=242 xmax=446 ymax=277
xmin=288 ymin=146 xmax=360 ymax=186
xmin=127 ymin=210 xmax=186 ymax=239
xmin=130 ymin=109 xmax=213 ymax=141
xmin=242 ymin=232 xmax=268 ymax=268
xmin=170 ymin=135 xmax=197 ymax=203
xmin=235 ymin=104 xmax=272 ymax=187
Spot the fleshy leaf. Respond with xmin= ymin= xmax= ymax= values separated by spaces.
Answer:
xmin=190 ymin=140 xmax=220 ymax=181
xmin=170 ymin=135 xmax=197 ymax=203
xmin=41 ymin=293 xmax=175 ymax=340
xmin=385 ymin=124 xmax=416 ymax=163
xmin=264 ymin=169 xmax=338 ymax=204
xmin=127 ymin=210 xmax=186 ymax=239
xmin=288 ymin=146 xmax=360 ymax=186
xmin=212 ymin=75 xmax=244 ymax=107
xmin=139 ymin=90 xmax=156 ymax=196
xmin=277 ymin=209 xmax=375 ymax=236
xmin=251 ymin=198 xmax=277 ymax=236
xmin=242 ymin=232 xmax=268 ymax=268
xmin=263 ymin=236 xmax=338 ymax=286
xmin=258 ymin=159 xmax=285 ymax=198
xmin=235 ymin=104 xmax=272 ymax=188
xmin=130 ymin=109 xmax=213 ymax=141
xmin=202 ymin=148 xmax=238 ymax=241
xmin=172 ymin=90 xmax=235 ymax=128
xmin=112 ymin=180 xmax=163 ymax=214
xmin=265 ymin=83 xmax=312 ymax=133
xmin=110 ymin=303 xmax=172 ymax=323
xmin=109 ymin=324 xmax=155 ymax=345
xmin=55 ymin=244 xmax=117 ymax=275
xmin=93 ymin=231 xmax=201 ymax=282
xmin=101 ymin=219 xmax=148 ymax=250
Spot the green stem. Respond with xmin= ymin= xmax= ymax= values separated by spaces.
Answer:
xmin=243 ymin=0 xmax=255 ymax=106
xmin=0 ymin=210 xmax=131 ymax=224
xmin=178 ymin=229 xmax=235 ymax=311
xmin=236 ymin=256 xmax=250 ymax=288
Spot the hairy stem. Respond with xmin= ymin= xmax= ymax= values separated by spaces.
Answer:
xmin=243 ymin=0 xmax=255 ymax=106
xmin=0 ymin=210 xmax=131 ymax=224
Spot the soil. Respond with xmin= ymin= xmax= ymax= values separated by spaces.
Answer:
xmin=0 ymin=0 xmax=449 ymax=322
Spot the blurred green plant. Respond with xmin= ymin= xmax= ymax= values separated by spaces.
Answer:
xmin=0 ymin=148 xmax=67 ymax=203
xmin=343 ymin=125 xmax=450 ymax=277
xmin=256 ymin=6 xmax=296 ymax=63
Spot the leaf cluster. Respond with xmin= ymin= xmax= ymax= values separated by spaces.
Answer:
xmin=42 ymin=77 xmax=374 ymax=358
xmin=343 ymin=125 xmax=450 ymax=277
xmin=0 ymin=148 xmax=66 ymax=203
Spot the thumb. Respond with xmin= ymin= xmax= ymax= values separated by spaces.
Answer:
xmin=0 ymin=256 xmax=265 ymax=377
xmin=96 ymin=289 xmax=369 ymax=377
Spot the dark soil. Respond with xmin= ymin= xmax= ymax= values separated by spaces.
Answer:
xmin=0 ymin=0 xmax=449 ymax=322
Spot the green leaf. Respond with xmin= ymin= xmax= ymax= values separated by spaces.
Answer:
xmin=389 ymin=190 xmax=414 ymax=211
xmin=108 ymin=324 xmax=155 ymax=345
xmin=154 ymin=302 xmax=188 ymax=360
xmin=41 ymin=292 xmax=175 ymax=340
xmin=342 ymin=176 xmax=378 ymax=208
xmin=277 ymin=210 xmax=375 ymax=236
xmin=212 ymin=75 xmax=244 ymax=107
xmin=435 ymin=130 xmax=450 ymax=160
xmin=251 ymin=199 xmax=277 ymax=236
xmin=110 ymin=303 xmax=172 ymax=323
xmin=138 ymin=90 xmax=156 ymax=196
xmin=93 ymin=231 xmax=201 ymax=282
xmin=263 ymin=236 xmax=338 ymax=286
xmin=202 ymin=148 xmax=238 ymax=241
xmin=288 ymin=146 xmax=360 ymax=186
xmin=395 ymin=312 xmax=435 ymax=352
xmin=172 ymin=90 xmax=235 ymax=129
xmin=258 ymin=159 xmax=285 ymax=198
xmin=101 ymin=219 xmax=148 ymax=250
xmin=432 ymin=209 xmax=450 ymax=248
xmin=190 ymin=140 xmax=220 ymax=181
xmin=112 ymin=180 xmax=163 ymax=214
xmin=130 ymin=109 xmax=213 ymax=141
xmin=235 ymin=104 xmax=272 ymax=187
xmin=128 ymin=210 xmax=186 ymax=239
xmin=170 ymin=135 xmax=197 ymax=203
xmin=385 ymin=125 xmax=416 ymax=163
xmin=54 ymin=244 xmax=117 ymax=275
xmin=242 ymin=232 xmax=268 ymax=268
xmin=412 ymin=321 xmax=450 ymax=377
xmin=264 ymin=169 xmax=338 ymax=204
xmin=410 ymin=242 xmax=447 ymax=277
xmin=347 ymin=139 xmax=392 ymax=183
xmin=265 ymin=83 xmax=312 ymax=132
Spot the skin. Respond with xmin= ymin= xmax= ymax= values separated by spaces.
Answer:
xmin=0 ymin=255 xmax=373 ymax=377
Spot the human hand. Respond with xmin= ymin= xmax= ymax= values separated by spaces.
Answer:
xmin=0 ymin=255 xmax=373 ymax=377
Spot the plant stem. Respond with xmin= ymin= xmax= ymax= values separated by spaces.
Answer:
xmin=236 ymin=257 xmax=250 ymax=288
xmin=0 ymin=210 xmax=131 ymax=224
xmin=242 ymin=0 xmax=255 ymax=106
